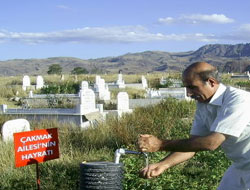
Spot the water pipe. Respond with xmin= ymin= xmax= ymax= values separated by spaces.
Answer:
xmin=114 ymin=148 xmax=148 ymax=166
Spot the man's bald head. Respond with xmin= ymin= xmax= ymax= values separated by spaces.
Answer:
xmin=182 ymin=62 xmax=220 ymax=103
xmin=183 ymin=62 xmax=220 ymax=84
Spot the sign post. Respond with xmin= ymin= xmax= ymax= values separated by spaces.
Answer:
xmin=14 ymin=128 xmax=59 ymax=189
xmin=36 ymin=162 xmax=41 ymax=190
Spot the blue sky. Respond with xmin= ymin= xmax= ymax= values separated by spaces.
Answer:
xmin=1 ymin=0 xmax=250 ymax=61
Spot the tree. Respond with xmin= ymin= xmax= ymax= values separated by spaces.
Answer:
xmin=71 ymin=67 xmax=89 ymax=75
xmin=47 ymin=64 xmax=62 ymax=75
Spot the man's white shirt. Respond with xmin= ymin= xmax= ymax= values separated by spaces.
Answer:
xmin=191 ymin=83 xmax=250 ymax=169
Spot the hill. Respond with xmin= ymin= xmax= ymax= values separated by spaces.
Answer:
xmin=1 ymin=43 xmax=250 ymax=76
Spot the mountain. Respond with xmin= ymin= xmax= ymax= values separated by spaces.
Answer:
xmin=1 ymin=43 xmax=250 ymax=76
xmin=191 ymin=43 xmax=250 ymax=58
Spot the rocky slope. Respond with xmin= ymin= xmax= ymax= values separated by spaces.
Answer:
xmin=1 ymin=43 xmax=250 ymax=76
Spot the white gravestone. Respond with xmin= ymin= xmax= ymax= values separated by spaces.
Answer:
xmin=97 ymin=79 xmax=108 ymax=100
xmin=141 ymin=76 xmax=148 ymax=89
xmin=36 ymin=76 xmax=44 ymax=89
xmin=22 ymin=75 xmax=31 ymax=91
xmin=81 ymin=81 xmax=89 ymax=91
xmin=94 ymin=76 xmax=101 ymax=92
xmin=98 ymin=79 xmax=105 ymax=95
xmin=99 ymin=89 xmax=111 ymax=101
xmin=61 ymin=74 xmax=65 ymax=81
xmin=157 ymin=87 xmax=191 ymax=101
xmin=160 ymin=77 xmax=166 ymax=85
xmin=1 ymin=119 xmax=31 ymax=142
xmin=116 ymin=74 xmax=126 ymax=88
xmin=96 ymin=75 xmax=101 ymax=84
xmin=29 ymin=91 xmax=33 ymax=98
xmin=102 ymin=84 xmax=111 ymax=101
xmin=147 ymin=89 xmax=161 ymax=98
xmin=93 ymin=77 xmax=111 ymax=100
xmin=117 ymin=92 xmax=132 ymax=117
xmin=77 ymin=89 xmax=98 ymax=114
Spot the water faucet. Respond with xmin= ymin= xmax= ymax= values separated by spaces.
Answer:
xmin=114 ymin=148 xmax=148 ymax=165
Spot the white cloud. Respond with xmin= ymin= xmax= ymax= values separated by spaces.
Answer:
xmin=56 ymin=5 xmax=71 ymax=10
xmin=158 ymin=14 xmax=234 ymax=24
xmin=238 ymin=24 xmax=250 ymax=32
xmin=158 ymin=17 xmax=174 ymax=24
xmin=220 ymin=23 xmax=250 ymax=41
xmin=0 ymin=26 xmax=217 ymax=45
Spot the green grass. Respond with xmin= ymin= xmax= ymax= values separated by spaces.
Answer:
xmin=0 ymin=98 xmax=231 ymax=190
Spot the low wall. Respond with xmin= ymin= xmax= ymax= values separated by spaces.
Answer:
xmin=126 ymin=83 xmax=144 ymax=89
xmin=25 ymin=97 xmax=80 ymax=107
xmin=7 ymin=114 xmax=82 ymax=126
xmin=2 ymin=107 xmax=89 ymax=127
xmin=129 ymin=98 xmax=163 ymax=109
xmin=159 ymin=88 xmax=188 ymax=99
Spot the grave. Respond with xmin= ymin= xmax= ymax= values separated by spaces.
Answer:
xmin=98 ymin=83 xmax=111 ymax=101
xmin=97 ymin=78 xmax=105 ymax=95
xmin=61 ymin=74 xmax=65 ymax=81
xmin=116 ymin=73 xmax=126 ymax=89
xmin=147 ymin=89 xmax=161 ymax=98
xmin=29 ymin=91 xmax=33 ymax=98
xmin=94 ymin=77 xmax=111 ymax=101
xmin=76 ymin=89 xmax=98 ymax=115
xmin=81 ymin=81 xmax=89 ymax=91
xmin=160 ymin=76 xmax=166 ymax=85
xmin=160 ymin=78 xmax=182 ymax=88
xmin=117 ymin=92 xmax=132 ymax=117
xmin=94 ymin=75 xmax=102 ymax=92
xmin=231 ymin=72 xmax=250 ymax=80
xmin=159 ymin=87 xmax=191 ymax=100
xmin=146 ymin=87 xmax=191 ymax=100
xmin=1 ymin=119 xmax=30 ymax=142
xmin=117 ymin=75 xmax=147 ymax=90
xmin=36 ymin=75 xmax=44 ymax=89
xmin=95 ymin=75 xmax=101 ymax=88
xmin=141 ymin=76 xmax=148 ymax=89
xmin=103 ymin=84 xmax=111 ymax=101
xmin=22 ymin=75 xmax=31 ymax=91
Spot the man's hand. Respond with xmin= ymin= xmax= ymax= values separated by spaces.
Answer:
xmin=140 ymin=163 xmax=167 ymax=179
xmin=138 ymin=134 xmax=164 ymax=152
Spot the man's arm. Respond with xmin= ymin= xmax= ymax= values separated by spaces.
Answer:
xmin=163 ymin=132 xmax=227 ymax=152
xmin=139 ymin=133 xmax=226 ymax=179
xmin=140 ymin=151 xmax=195 ymax=179
xmin=138 ymin=132 xmax=227 ymax=152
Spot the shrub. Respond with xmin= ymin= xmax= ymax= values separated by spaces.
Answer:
xmin=47 ymin=64 xmax=62 ymax=75
xmin=71 ymin=67 xmax=89 ymax=75
xmin=235 ymin=80 xmax=250 ymax=88
xmin=110 ymin=88 xmax=146 ymax=99
xmin=40 ymin=81 xmax=80 ymax=94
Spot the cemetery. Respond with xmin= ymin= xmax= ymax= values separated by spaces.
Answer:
xmin=2 ymin=0 xmax=250 ymax=188
xmin=231 ymin=71 xmax=250 ymax=80
xmin=0 ymin=72 xmax=240 ymax=189
xmin=0 ymin=73 xmax=190 ymax=130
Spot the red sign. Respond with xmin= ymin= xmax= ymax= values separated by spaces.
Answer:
xmin=14 ymin=128 xmax=59 ymax=168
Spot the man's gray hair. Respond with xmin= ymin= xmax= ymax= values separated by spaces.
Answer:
xmin=197 ymin=69 xmax=220 ymax=83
